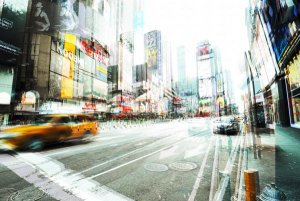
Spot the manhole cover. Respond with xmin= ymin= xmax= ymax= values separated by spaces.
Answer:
xmin=144 ymin=163 xmax=168 ymax=172
xmin=169 ymin=161 xmax=197 ymax=171
xmin=8 ymin=186 xmax=46 ymax=201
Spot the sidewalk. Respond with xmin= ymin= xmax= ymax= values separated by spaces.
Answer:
xmin=244 ymin=126 xmax=300 ymax=200
xmin=275 ymin=126 xmax=300 ymax=200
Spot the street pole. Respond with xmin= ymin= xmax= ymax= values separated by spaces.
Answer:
xmin=219 ymin=102 xmax=221 ymax=121
xmin=249 ymin=64 xmax=257 ymax=134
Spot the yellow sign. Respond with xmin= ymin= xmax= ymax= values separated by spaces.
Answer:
xmin=61 ymin=77 xmax=73 ymax=99
xmin=216 ymin=96 xmax=225 ymax=108
xmin=96 ymin=65 xmax=107 ymax=74
xmin=61 ymin=34 xmax=76 ymax=98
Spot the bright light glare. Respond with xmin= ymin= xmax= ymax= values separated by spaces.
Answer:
xmin=144 ymin=0 xmax=249 ymax=105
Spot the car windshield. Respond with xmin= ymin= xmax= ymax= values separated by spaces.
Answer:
xmin=33 ymin=116 xmax=55 ymax=125
xmin=222 ymin=117 xmax=233 ymax=123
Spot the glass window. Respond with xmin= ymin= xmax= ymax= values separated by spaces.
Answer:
xmin=291 ymin=95 xmax=300 ymax=125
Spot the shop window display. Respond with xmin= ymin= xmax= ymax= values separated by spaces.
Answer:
xmin=285 ymin=51 xmax=300 ymax=126
xmin=291 ymin=96 xmax=300 ymax=125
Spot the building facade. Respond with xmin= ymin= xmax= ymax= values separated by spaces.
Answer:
xmin=196 ymin=41 xmax=219 ymax=117
xmin=246 ymin=0 xmax=300 ymax=129
xmin=0 ymin=0 xmax=115 ymax=124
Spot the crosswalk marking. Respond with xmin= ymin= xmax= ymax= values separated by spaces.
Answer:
xmin=17 ymin=153 xmax=132 ymax=201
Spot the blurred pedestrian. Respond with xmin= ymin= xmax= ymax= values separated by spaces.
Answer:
xmin=243 ymin=115 xmax=249 ymax=133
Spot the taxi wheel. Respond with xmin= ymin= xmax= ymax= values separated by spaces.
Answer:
xmin=83 ymin=131 xmax=93 ymax=142
xmin=25 ymin=138 xmax=44 ymax=151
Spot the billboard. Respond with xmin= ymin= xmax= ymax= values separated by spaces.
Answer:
xmin=30 ymin=0 xmax=110 ymax=42
xmin=0 ymin=67 xmax=14 ymax=105
xmin=0 ymin=0 xmax=28 ymax=65
xmin=80 ymin=38 xmax=109 ymax=66
xmin=216 ymin=74 xmax=223 ymax=93
xmin=197 ymin=59 xmax=211 ymax=79
xmin=198 ymin=78 xmax=213 ymax=98
xmin=196 ymin=42 xmax=212 ymax=61
xmin=60 ymin=33 xmax=76 ymax=98
xmin=30 ymin=0 xmax=90 ymax=34
xmin=95 ymin=62 xmax=107 ymax=82
xmin=145 ymin=30 xmax=162 ymax=73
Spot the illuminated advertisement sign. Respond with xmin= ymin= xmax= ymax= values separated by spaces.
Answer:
xmin=31 ymin=0 xmax=81 ymax=34
xmin=0 ymin=67 xmax=14 ymax=105
xmin=145 ymin=30 xmax=162 ymax=73
xmin=216 ymin=74 xmax=223 ymax=93
xmin=197 ymin=43 xmax=212 ymax=61
xmin=61 ymin=33 xmax=76 ymax=99
xmin=0 ymin=0 xmax=28 ymax=65
xmin=80 ymin=39 xmax=109 ymax=65
xmin=197 ymin=59 xmax=211 ymax=79
xmin=197 ymin=46 xmax=211 ymax=56
xmin=198 ymin=79 xmax=213 ymax=98
xmin=96 ymin=63 xmax=107 ymax=82
xmin=30 ymin=0 xmax=110 ymax=41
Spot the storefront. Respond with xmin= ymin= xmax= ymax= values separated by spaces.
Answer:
xmin=0 ymin=66 xmax=14 ymax=125
xmin=284 ymin=50 xmax=300 ymax=128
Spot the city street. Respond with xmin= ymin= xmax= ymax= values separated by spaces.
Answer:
xmin=0 ymin=118 xmax=248 ymax=201
xmin=1 ymin=0 xmax=300 ymax=200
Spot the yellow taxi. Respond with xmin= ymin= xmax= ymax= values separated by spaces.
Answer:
xmin=0 ymin=114 xmax=99 ymax=151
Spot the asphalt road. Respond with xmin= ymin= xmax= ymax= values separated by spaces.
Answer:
xmin=0 ymin=118 xmax=245 ymax=201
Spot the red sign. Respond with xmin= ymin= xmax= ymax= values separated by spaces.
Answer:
xmin=80 ymin=39 xmax=109 ymax=65
xmin=80 ymin=39 xmax=94 ymax=58
xmin=173 ymin=96 xmax=181 ymax=105
xmin=82 ymin=102 xmax=96 ymax=111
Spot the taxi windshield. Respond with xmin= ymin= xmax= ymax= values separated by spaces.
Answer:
xmin=33 ymin=116 xmax=55 ymax=125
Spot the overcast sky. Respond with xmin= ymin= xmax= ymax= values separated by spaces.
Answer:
xmin=143 ymin=0 xmax=249 ymax=105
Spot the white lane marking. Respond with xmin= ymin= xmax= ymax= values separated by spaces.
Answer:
xmin=209 ymin=136 xmax=220 ymax=201
xmin=237 ymin=135 xmax=247 ymax=201
xmin=0 ymin=154 xmax=83 ymax=201
xmin=88 ymin=137 xmax=188 ymax=179
xmin=16 ymin=153 xmax=134 ymax=201
xmin=234 ymin=135 xmax=244 ymax=199
xmin=213 ymin=135 xmax=242 ymax=201
xmin=188 ymin=137 xmax=214 ymax=201
xmin=72 ymin=129 xmax=188 ymax=176
xmin=43 ymin=136 xmax=141 ymax=157
xmin=43 ymin=125 xmax=180 ymax=157
xmin=159 ymin=145 xmax=178 ymax=159
xmin=184 ymin=145 xmax=206 ymax=159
